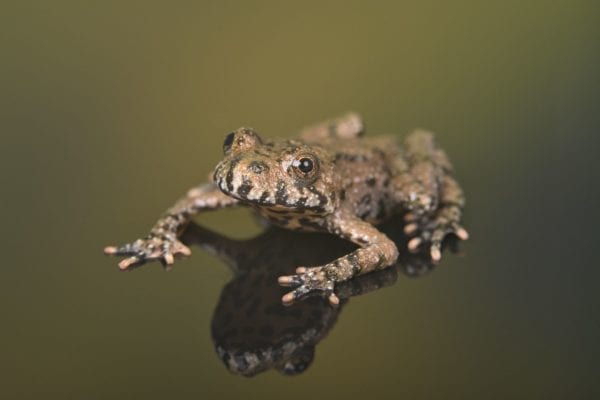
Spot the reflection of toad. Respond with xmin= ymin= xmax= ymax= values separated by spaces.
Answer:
xmin=106 ymin=112 xmax=467 ymax=303
xmin=181 ymin=217 xmax=441 ymax=377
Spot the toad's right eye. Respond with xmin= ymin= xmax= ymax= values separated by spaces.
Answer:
xmin=297 ymin=158 xmax=314 ymax=173
xmin=223 ymin=132 xmax=235 ymax=154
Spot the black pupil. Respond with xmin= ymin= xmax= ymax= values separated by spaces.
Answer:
xmin=298 ymin=158 xmax=313 ymax=173
xmin=223 ymin=132 xmax=235 ymax=153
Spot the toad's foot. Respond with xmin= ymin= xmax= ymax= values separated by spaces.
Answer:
xmin=104 ymin=235 xmax=191 ymax=270
xmin=278 ymin=267 xmax=340 ymax=306
xmin=404 ymin=207 xmax=468 ymax=262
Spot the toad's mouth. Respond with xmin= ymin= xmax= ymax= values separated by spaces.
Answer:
xmin=214 ymin=170 xmax=329 ymax=215
xmin=213 ymin=160 xmax=331 ymax=214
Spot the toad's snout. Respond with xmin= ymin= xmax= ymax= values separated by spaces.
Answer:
xmin=213 ymin=158 xmax=273 ymax=203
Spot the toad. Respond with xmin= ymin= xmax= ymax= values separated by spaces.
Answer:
xmin=105 ymin=113 xmax=468 ymax=304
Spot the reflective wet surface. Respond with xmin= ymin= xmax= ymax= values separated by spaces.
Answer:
xmin=182 ymin=217 xmax=441 ymax=377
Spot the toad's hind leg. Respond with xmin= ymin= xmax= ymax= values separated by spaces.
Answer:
xmin=392 ymin=129 xmax=448 ymax=216
xmin=404 ymin=173 xmax=469 ymax=261
xmin=392 ymin=130 xmax=468 ymax=260
xmin=299 ymin=112 xmax=364 ymax=142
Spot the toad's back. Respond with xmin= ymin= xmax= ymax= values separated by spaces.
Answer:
xmin=311 ymin=135 xmax=405 ymax=224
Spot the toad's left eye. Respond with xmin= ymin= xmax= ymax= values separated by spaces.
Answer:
xmin=297 ymin=158 xmax=313 ymax=173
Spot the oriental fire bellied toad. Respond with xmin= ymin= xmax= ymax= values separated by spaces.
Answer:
xmin=105 ymin=113 xmax=468 ymax=304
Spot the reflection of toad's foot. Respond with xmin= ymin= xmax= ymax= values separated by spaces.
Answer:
xmin=278 ymin=267 xmax=340 ymax=306
xmin=104 ymin=235 xmax=191 ymax=270
xmin=404 ymin=206 xmax=469 ymax=262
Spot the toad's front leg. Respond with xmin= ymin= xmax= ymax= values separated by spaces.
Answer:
xmin=278 ymin=215 xmax=398 ymax=305
xmin=104 ymin=183 xmax=239 ymax=270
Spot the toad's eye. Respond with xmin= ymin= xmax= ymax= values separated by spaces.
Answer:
xmin=223 ymin=132 xmax=235 ymax=154
xmin=292 ymin=154 xmax=319 ymax=180
xmin=297 ymin=158 xmax=313 ymax=173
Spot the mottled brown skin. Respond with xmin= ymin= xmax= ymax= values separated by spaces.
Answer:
xmin=105 ymin=113 xmax=468 ymax=304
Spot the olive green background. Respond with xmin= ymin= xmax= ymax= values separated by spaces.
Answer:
xmin=2 ymin=1 xmax=599 ymax=399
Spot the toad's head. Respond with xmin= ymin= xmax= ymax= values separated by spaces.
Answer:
xmin=213 ymin=128 xmax=338 ymax=215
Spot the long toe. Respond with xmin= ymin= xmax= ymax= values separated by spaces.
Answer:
xmin=118 ymin=256 xmax=139 ymax=270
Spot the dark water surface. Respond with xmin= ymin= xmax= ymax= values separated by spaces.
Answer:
xmin=2 ymin=1 xmax=599 ymax=399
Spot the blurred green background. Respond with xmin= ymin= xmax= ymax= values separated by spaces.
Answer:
xmin=2 ymin=1 xmax=599 ymax=399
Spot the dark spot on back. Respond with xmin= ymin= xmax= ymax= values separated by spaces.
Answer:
xmin=334 ymin=153 xmax=368 ymax=163
xmin=360 ymin=193 xmax=372 ymax=206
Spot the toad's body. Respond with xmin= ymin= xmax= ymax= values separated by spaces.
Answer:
xmin=105 ymin=113 xmax=468 ymax=304
xmin=217 ymin=133 xmax=401 ymax=230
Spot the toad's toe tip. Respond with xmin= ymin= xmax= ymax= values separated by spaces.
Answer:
xmin=177 ymin=245 xmax=192 ymax=256
xmin=456 ymin=228 xmax=469 ymax=240
xmin=430 ymin=247 xmax=441 ymax=262
xmin=118 ymin=257 xmax=136 ymax=270
xmin=164 ymin=253 xmax=175 ymax=265
xmin=404 ymin=223 xmax=418 ymax=235
xmin=282 ymin=292 xmax=295 ymax=304
xmin=104 ymin=246 xmax=117 ymax=255
xmin=407 ymin=237 xmax=422 ymax=252
xmin=328 ymin=294 xmax=340 ymax=305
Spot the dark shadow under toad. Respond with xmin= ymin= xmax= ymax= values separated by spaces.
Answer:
xmin=181 ymin=215 xmax=460 ymax=377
